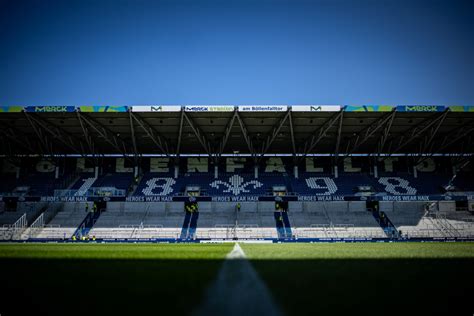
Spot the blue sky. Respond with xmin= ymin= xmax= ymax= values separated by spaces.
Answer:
xmin=0 ymin=0 xmax=473 ymax=105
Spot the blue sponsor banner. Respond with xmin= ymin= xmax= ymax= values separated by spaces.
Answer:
xmin=211 ymin=195 xmax=261 ymax=202
xmin=375 ymin=195 xmax=466 ymax=201
xmin=297 ymin=195 xmax=347 ymax=201
xmin=2 ymin=194 xmax=468 ymax=202
xmin=25 ymin=106 xmax=76 ymax=113
xmin=397 ymin=105 xmax=446 ymax=112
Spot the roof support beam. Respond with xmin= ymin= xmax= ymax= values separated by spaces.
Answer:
xmin=176 ymin=109 xmax=185 ymax=156
xmin=0 ymin=127 xmax=37 ymax=155
xmin=235 ymin=111 xmax=256 ymax=157
xmin=461 ymin=135 xmax=473 ymax=156
xmin=259 ymin=109 xmax=291 ymax=158
xmin=417 ymin=110 xmax=449 ymax=155
xmin=333 ymin=110 xmax=344 ymax=162
xmin=130 ymin=112 xmax=169 ymax=156
xmin=288 ymin=110 xmax=297 ymax=157
xmin=24 ymin=112 xmax=53 ymax=157
xmin=416 ymin=119 xmax=474 ymax=165
xmin=24 ymin=112 xmax=96 ymax=164
xmin=377 ymin=111 xmax=396 ymax=156
xmin=183 ymin=111 xmax=212 ymax=156
xmin=75 ymin=111 xmax=99 ymax=162
xmin=452 ymin=156 xmax=472 ymax=173
xmin=128 ymin=110 xmax=139 ymax=160
xmin=298 ymin=110 xmax=344 ymax=162
xmin=383 ymin=111 xmax=449 ymax=159
xmin=217 ymin=110 xmax=237 ymax=157
xmin=344 ymin=110 xmax=396 ymax=157
xmin=76 ymin=112 xmax=132 ymax=162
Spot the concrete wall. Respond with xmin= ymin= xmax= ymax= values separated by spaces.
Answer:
xmin=379 ymin=201 xmax=394 ymax=213
xmin=438 ymin=201 xmax=456 ymax=213
xmin=289 ymin=201 xmax=303 ymax=212
xmin=213 ymin=202 xmax=235 ymax=213
xmin=24 ymin=200 xmax=470 ymax=231
xmin=392 ymin=201 xmax=425 ymax=213
xmin=348 ymin=201 xmax=366 ymax=212
xmin=199 ymin=202 xmax=213 ymax=213
xmin=385 ymin=201 xmax=426 ymax=226
xmin=257 ymin=202 xmax=275 ymax=213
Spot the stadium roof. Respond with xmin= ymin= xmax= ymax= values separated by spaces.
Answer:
xmin=1 ymin=105 xmax=473 ymax=159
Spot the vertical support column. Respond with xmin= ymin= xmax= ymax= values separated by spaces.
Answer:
xmin=174 ymin=164 xmax=179 ymax=179
xmin=254 ymin=165 xmax=259 ymax=179
xmin=94 ymin=166 xmax=99 ymax=178
xmin=55 ymin=165 xmax=60 ymax=179
xmin=374 ymin=162 xmax=378 ymax=178
xmin=133 ymin=166 xmax=138 ymax=178
xmin=334 ymin=165 xmax=339 ymax=178
xmin=16 ymin=166 xmax=20 ymax=179
xmin=413 ymin=165 xmax=418 ymax=178
xmin=214 ymin=165 xmax=218 ymax=179
xmin=294 ymin=165 xmax=298 ymax=179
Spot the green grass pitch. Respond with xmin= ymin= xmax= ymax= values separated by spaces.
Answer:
xmin=1 ymin=242 xmax=473 ymax=315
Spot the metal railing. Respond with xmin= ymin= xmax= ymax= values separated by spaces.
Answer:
xmin=0 ymin=213 xmax=27 ymax=240
xmin=293 ymin=223 xmax=385 ymax=239
xmin=27 ymin=212 xmax=45 ymax=238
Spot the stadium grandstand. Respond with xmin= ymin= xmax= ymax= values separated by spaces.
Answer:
xmin=1 ymin=104 xmax=473 ymax=242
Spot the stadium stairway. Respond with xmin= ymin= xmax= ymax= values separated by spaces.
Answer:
xmin=274 ymin=211 xmax=292 ymax=239
xmin=128 ymin=174 xmax=143 ymax=196
xmin=371 ymin=210 xmax=399 ymax=238
xmin=74 ymin=210 xmax=102 ymax=239
xmin=188 ymin=212 xmax=199 ymax=239
xmin=282 ymin=212 xmax=292 ymax=237
xmin=180 ymin=211 xmax=199 ymax=239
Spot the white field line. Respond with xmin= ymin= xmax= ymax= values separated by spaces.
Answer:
xmin=193 ymin=243 xmax=283 ymax=316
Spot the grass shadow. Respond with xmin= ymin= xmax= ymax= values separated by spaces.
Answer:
xmin=1 ymin=256 xmax=473 ymax=315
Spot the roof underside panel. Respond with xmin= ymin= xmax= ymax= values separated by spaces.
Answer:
xmin=1 ymin=111 xmax=473 ymax=156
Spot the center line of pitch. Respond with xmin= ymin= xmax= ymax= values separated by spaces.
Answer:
xmin=193 ymin=243 xmax=282 ymax=316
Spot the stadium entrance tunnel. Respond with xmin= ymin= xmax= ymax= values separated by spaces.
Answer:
xmin=95 ymin=200 xmax=107 ymax=213
xmin=3 ymin=198 xmax=18 ymax=212
xmin=1 ymin=243 xmax=474 ymax=316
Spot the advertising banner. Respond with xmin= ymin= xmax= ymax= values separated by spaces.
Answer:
xmin=2 ymin=194 xmax=468 ymax=203
xmin=0 ymin=106 xmax=24 ymax=112
xmin=397 ymin=105 xmax=446 ymax=112
xmin=2 ymin=105 xmax=474 ymax=113
xmin=78 ymin=106 xmax=129 ymax=112
xmin=344 ymin=105 xmax=395 ymax=112
xmin=131 ymin=105 xmax=182 ymax=112
xmin=448 ymin=106 xmax=474 ymax=112
xmin=25 ymin=106 xmax=76 ymax=112
xmin=238 ymin=105 xmax=288 ymax=112
xmin=292 ymin=105 xmax=341 ymax=112
xmin=184 ymin=105 xmax=235 ymax=112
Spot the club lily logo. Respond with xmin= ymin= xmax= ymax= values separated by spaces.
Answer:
xmin=210 ymin=175 xmax=263 ymax=195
